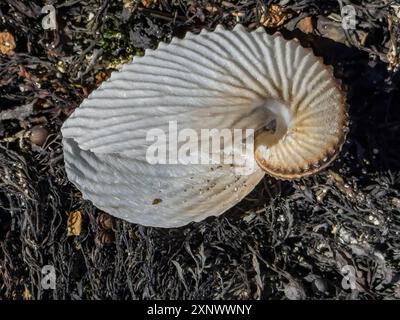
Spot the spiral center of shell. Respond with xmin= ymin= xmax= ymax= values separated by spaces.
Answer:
xmin=254 ymin=99 xmax=293 ymax=151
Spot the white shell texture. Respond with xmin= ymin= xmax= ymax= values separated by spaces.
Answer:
xmin=62 ymin=24 xmax=347 ymax=228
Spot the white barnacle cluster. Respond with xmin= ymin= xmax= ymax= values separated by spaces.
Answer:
xmin=61 ymin=24 xmax=348 ymax=228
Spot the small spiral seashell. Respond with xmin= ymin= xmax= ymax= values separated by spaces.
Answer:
xmin=62 ymin=25 xmax=348 ymax=228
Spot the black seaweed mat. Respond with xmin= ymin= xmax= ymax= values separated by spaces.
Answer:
xmin=1 ymin=0 xmax=400 ymax=299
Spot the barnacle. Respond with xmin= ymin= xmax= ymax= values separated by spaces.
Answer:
xmin=62 ymin=25 xmax=348 ymax=228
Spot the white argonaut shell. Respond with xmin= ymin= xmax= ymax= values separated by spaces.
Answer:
xmin=62 ymin=24 xmax=347 ymax=228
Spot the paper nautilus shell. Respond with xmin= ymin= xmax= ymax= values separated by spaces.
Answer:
xmin=62 ymin=24 xmax=348 ymax=228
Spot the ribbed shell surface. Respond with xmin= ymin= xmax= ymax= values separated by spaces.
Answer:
xmin=62 ymin=24 xmax=347 ymax=227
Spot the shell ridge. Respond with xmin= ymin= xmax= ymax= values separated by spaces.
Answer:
xmin=281 ymin=139 xmax=304 ymax=169
xmin=284 ymin=41 xmax=298 ymax=102
xmin=188 ymin=36 xmax=272 ymax=97
xmin=291 ymin=51 xmax=314 ymax=101
xmin=223 ymin=30 xmax=273 ymax=87
xmin=133 ymin=55 xmax=190 ymax=72
xmin=199 ymin=34 xmax=270 ymax=96
xmin=213 ymin=31 xmax=271 ymax=96
xmin=299 ymin=60 xmax=324 ymax=94
xmin=112 ymin=70 xmax=201 ymax=88
xmin=256 ymin=33 xmax=283 ymax=97
xmin=154 ymin=44 xmax=262 ymax=96
xmin=273 ymin=36 xmax=290 ymax=102
xmin=297 ymin=83 xmax=336 ymax=115
xmin=291 ymin=66 xmax=329 ymax=115
xmin=289 ymin=136 xmax=321 ymax=159
xmin=306 ymin=68 xmax=330 ymax=93
xmin=248 ymin=32 xmax=282 ymax=97
xmin=130 ymin=62 xmax=191 ymax=77
xmin=170 ymin=38 xmax=259 ymax=92
xmin=284 ymin=40 xmax=296 ymax=79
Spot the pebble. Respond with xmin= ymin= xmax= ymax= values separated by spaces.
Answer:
xmin=29 ymin=126 xmax=49 ymax=146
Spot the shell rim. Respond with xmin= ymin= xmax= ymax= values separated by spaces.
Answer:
xmin=252 ymin=31 xmax=349 ymax=180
